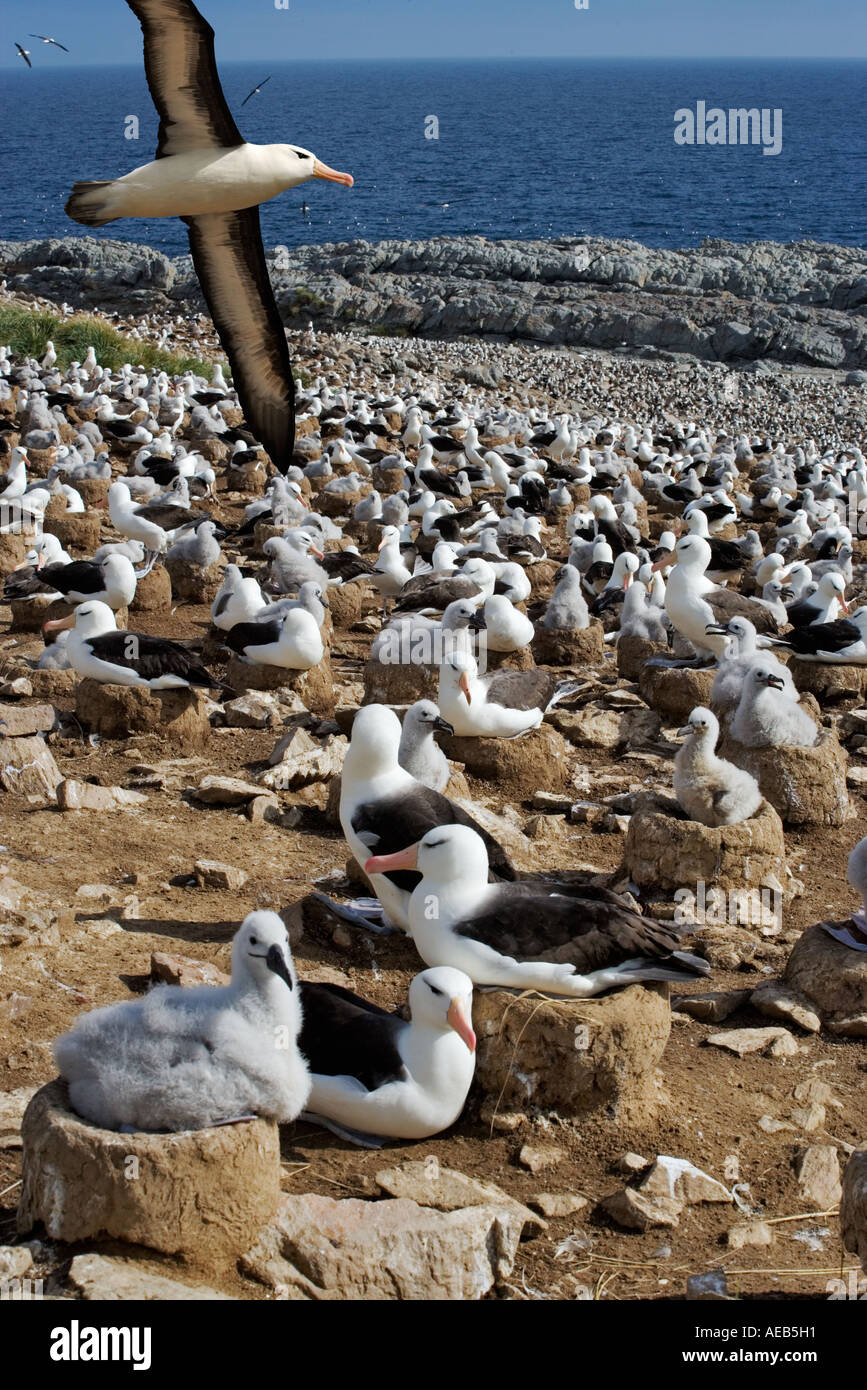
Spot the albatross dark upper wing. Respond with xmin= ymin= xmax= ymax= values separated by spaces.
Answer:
xmin=89 ymin=632 xmax=216 ymax=685
xmin=298 ymin=981 xmax=408 ymax=1092
xmin=453 ymin=883 xmax=694 ymax=970
xmin=707 ymin=587 xmax=780 ymax=635
xmin=480 ymin=668 xmax=561 ymax=712
xmin=182 ymin=208 xmax=294 ymax=472
xmin=183 ymin=209 xmax=295 ymax=473
xmin=126 ymin=0 xmax=243 ymax=157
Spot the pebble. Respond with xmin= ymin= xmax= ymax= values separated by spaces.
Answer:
xmin=676 ymin=990 xmax=751 ymax=1024
xmin=57 ymin=780 xmax=149 ymax=812
xmin=793 ymin=1146 xmax=842 ymax=1209
xmin=686 ymin=1269 xmax=730 ymax=1300
xmin=518 ymin=1144 xmax=564 ymax=1175
xmin=193 ymin=859 xmax=248 ymax=891
xmin=192 ymin=775 xmax=264 ymax=806
xmin=705 ymin=1026 xmax=795 ymax=1057
xmin=529 ymin=1193 xmax=589 ymax=1218
xmin=726 ymin=1220 xmax=774 ymax=1249
xmin=151 ymin=952 xmax=231 ymax=989
xmin=751 ymin=980 xmax=821 ymax=1033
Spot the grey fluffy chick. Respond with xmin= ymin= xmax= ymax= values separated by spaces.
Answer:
xmin=263 ymin=531 xmax=328 ymax=593
xmin=674 ymin=707 xmax=762 ymax=826
xmin=398 ymin=700 xmax=455 ymax=792
xmin=618 ymin=574 xmax=668 ymax=642
xmin=165 ymin=519 xmax=221 ymax=568
xmin=543 ymin=566 xmax=590 ymax=630
xmin=730 ymin=666 xmax=819 ymax=748
xmin=264 ymin=580 xmax=329 ymax=627
xmin=54 ymin=912 xmax=310 ymax=1132
xmin=708 ymin=616 xmax=795 ymax=713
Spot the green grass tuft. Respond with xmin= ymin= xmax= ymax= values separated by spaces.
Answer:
xmin=0 ymin=305 xmax=220 ymax=378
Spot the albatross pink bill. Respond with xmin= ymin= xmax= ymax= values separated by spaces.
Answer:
xmin=314 ymin=160 xmax=354 ymax=188
xmin=364 ymin=843 xmax=419 ymax=875
xmin=44 ymin=613 xmax=77 ymax=632
xmin=447 ymin=998 xmax=477 ymax=1053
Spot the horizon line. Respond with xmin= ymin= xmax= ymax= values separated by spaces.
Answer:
xmin=3 ymin=53 xmax=867 ymax=69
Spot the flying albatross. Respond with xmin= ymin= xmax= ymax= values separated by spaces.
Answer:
xmin=64 ymin=0 xmax=353 ymax=474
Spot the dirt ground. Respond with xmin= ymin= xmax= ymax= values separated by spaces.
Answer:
xmin=1 ymin=579 xmax=864 ymax=1301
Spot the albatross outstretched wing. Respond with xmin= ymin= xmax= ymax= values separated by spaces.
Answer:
xmin=183 ymin=208 xmax=296 ymax=472
xmin=126 ymin=0 xmax=244 ymax=157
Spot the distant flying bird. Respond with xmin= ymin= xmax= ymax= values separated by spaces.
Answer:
xmin=30 ymin=34 xmax=70 ymax=52
xmin=15 ymin=43 xmax=32 ymax=68
xmin=241 ymin=75 xmax=272 ymax=107
xmin=65 ymin=0 xmax=354 ymax=475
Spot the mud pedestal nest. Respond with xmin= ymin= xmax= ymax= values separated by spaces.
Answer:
xmin=225 ymin=653 xmax=335 ymax=716
xmin=785 ymin=923 xmax=867 ymax=1035
xmin=326 ymin=584 xmax=362 ymax=629
xmin=788 ymin=658 xmax=867 ymax=704
xmin=532 ymin=621 xmax=604 ymax=667
xmin=841 ymin=1151 xmax=867 ymax=1273
xmin=129 ymin=565 xmax=173 ymax=613
xmin=164 ymin=553 xmax=226 ymax=605
xmin=362 ymin=656 xmax=438 ymax=707
xmin=718 ymin=727 xmax=851 ymax=827
xmin=617 ymin=634 xmax=667 ymax=682
xmin=43 ymin=509 xmax=102 ymax=554
xmin=439 ymin=724 xmax=572 ymax=799
xmin=639 ymin=663 xmax=715 ymax=722
xmin=473 ymin=984 xmax=670 ymax=1122
xmin=17 ymin=1080 xmax=280 ymax=1269
xmin=621 ymin=792 xmax=791 ymax=898
xmin=485 ymin=645 xmax=536 ymax=671
xmin=75 ymin=679 xmax=211 ymax=749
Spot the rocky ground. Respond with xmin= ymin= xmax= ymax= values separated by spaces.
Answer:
xmin=0 ymin=277 xmax=865 ymax=1302
xmin=2 ymin=233 xmax=867 ymax=372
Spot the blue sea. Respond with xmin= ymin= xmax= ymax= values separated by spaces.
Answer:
xmin=1 ymin=58 xmax=866 ymax=254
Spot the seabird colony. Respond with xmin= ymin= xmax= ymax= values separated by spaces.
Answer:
xmin=1 ymin=0 xmax=865 ymax=1289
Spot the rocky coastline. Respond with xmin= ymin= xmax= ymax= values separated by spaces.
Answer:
xmin=1 ymin=233 xmax=866 ymax=375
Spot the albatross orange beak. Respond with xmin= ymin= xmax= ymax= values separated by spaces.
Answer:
xmin=459 ymin=671 xmax=472 ymax=704
xmin=44 ymin=613 xmax=76 ymax=633
xmin=364 ymin=843 xmax=419 ymax=875
xmin=447 ymin=997 xmax=476 ymax=1053
xmin=314 ymin=159 xmax=354 ymax=188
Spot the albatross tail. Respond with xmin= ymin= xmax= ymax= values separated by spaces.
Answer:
xmin=66 ymin=181 xmax=121 ymax=228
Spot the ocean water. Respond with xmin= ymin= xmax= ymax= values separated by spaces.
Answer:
xmin=1 ymin=58 xmax=865 ymax=255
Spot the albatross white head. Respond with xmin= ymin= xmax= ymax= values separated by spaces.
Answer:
xmin=273 ymin=144 xmax=354 ymax=190
xmin=232 ymin=910 xmax=298 ymax=997
xmin=343 ymin=703 xmax=404 ymax=782
xmin=406 ymin=967 xmax=476 ymax=1054
xmin=44 ymin=599 xmax=118 ymax=642
xmin=366 ymin=823 xmax=490 ymax=891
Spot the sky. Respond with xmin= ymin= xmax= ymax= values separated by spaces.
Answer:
xmin=1 ymin=0 xmax=865 ymax=67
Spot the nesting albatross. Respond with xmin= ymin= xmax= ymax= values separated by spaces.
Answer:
xmin=299 ymin=967 xmax=476 ymax=1145
xmin=65 ymin=0 xmax=353 ymax=472
xmin=365 ymin=825 xmax=710 ymax=997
